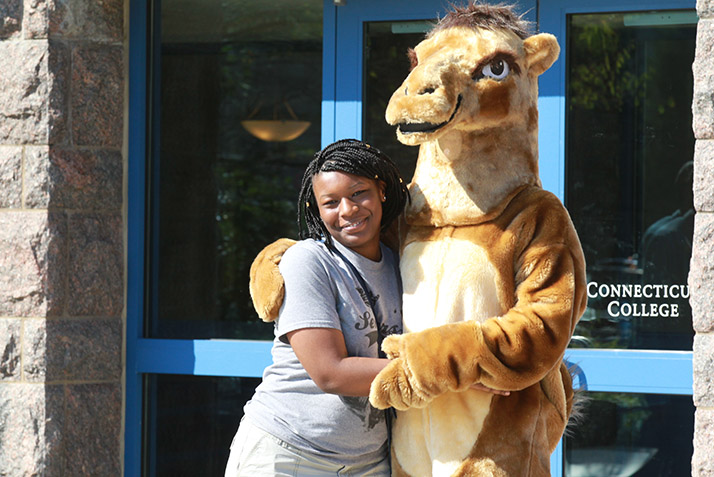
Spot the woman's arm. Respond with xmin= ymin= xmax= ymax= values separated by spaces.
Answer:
xmin=287 ymin=327 xmax=388 ymax=397
xmin=287 ymin=327 xmax=510 ymax=398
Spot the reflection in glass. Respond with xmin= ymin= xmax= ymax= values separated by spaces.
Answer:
xmin=363 ymin=21 xmax=432 ymax=181
xmin=565 ymin=11 xmax=696 ymax=350
xmin=144 ymin=375 xmax=261 ymax=477
xmin=565 ymin=392 xmax=693 ymax=476
xmin=148 ymin=0 xmax=323 ymax=339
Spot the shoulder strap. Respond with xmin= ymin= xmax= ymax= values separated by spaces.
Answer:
xmin=329 ymin=245 xmax=386 ymax=358
xmin=330 ymin=245 xmax=377 ymax=309
xmin=331 ymin=244 xmax=397 ymax=431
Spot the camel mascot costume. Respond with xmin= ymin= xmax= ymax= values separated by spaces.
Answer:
xmin=249 ymin=3 xmax=587 ymax=476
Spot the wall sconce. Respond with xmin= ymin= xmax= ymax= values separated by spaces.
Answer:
xmin=241 ymin=100 xmax=311 ymax=142
xmin=242 ymin=120 xmax=311 ymax=142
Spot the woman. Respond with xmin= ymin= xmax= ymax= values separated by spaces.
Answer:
xmin=224 ymin=139 xmax=410 ymax=476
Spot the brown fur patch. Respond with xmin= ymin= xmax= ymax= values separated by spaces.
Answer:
xmin=249 ymin=238 xmax=296 ymax=322
xmin=407 ymin=47 xmax=418 ymax=71
xmin=527 ymin=105 xmax=538 ymax=132
xmin=478 ymin=83 xmax=511 ymax=119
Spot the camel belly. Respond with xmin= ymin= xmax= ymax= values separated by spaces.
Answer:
xmin=393 ymin=390 xmax=494 ymax=477
xmin=396 ymin=238 xmax=502 ymax=475
xmin=401 ymin=238 xmax=501 ymax=332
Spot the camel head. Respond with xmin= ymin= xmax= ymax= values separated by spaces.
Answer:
xmin=386 ymin=3 xmax=561 ymax=226
xmin=386 ymin=3 xmax=559 ymax=147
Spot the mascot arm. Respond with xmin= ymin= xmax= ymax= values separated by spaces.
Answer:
xmin=370 ymin=218 xmax=587 ymax=410
xmin=249 ymin=238 xmax=296 ymax=322
xmin=249 ymin=221 xmax=401 ymax=322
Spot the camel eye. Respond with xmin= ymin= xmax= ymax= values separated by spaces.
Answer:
xmin=482 ymin=59 xmax=510 ymax=80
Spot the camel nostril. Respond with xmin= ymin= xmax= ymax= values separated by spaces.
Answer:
xmin=419 ymin=86 xmax=437 ymax=95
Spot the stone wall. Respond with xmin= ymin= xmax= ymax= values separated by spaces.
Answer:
xmin=692 ymin=0 xmax=714 ymax=475
xmin=0 ymin=1 xmax=124 ymax=475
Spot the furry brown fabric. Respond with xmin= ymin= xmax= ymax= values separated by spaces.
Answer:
xmin=364 ymin=4 xmax=586 ymax=475
xmin=369 ymin=188 xmax=586 ymax=476
xmin=249 ymin=238 xmax=295 ymax=322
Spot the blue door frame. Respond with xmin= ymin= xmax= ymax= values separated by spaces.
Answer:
xmin=126 ymin=0 xmax=694 ymax=475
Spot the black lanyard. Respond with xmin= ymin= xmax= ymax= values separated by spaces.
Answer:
xmin=329 ymin=244 xmax=393 ymax=358
xmin=330 ymin=243 xmax=400 ymax=432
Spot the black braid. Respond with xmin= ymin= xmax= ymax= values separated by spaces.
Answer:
xmin=297 ymin=139 xmax=410 ymax=248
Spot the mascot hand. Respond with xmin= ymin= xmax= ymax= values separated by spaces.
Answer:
xmin=369 ymin=355 xmax=430 ymax=410
xmin=369 ymin=322 xmax=485 ymax=410
xmin=249 ymin=238 xmax=296 ymax=322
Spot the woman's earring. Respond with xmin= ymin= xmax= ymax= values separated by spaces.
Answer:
xmin=382 ymin=195 xmax=387 ymax=202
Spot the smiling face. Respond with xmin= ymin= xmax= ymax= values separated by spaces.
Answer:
xmin=385 ymin=26 xmax=546 ymax=146
xmin=312 ymin=171 xmax=386 ymax=261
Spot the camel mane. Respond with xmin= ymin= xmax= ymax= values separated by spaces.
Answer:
xmin=429 ymin=1 xmax=533 ymax=40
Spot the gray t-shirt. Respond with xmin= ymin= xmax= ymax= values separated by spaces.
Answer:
xmin=243 ymin=238 xmax=403 ymax=465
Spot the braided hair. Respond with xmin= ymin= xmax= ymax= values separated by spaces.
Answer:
xmin=298 ymin=139 xmax=410 ymax=248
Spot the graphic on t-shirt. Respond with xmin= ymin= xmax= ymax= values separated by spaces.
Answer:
xmin=354 ymin=295 xmax=402 ymax=351
xmin=380 ymin=321 xmax=401 ymax=337
xmin=355 ymin=310 xmax=380 ymax=347
xmin=341 ymin=395 xmax=384 ymax=430
xmin=356 ymin=286 xmax=379 ymax=308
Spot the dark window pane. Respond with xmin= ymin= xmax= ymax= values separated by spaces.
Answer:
xmin=144 ymin=374 xmax=260 ymax=477
xmin=363 ymin=21 xmax=431 ymax=181
xmin=565 ymin=392 xmax=694 ymax=476
xmin=148 ymin=0 xmax=323 ymax=339
xmin=566 ymin=11 xmax=696 ymax=350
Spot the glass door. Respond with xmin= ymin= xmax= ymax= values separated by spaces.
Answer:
xmin=333 ymin=0 xmax=695 ymax=476
xmin=127 ymin=0 xmax=697 ymax=474
xmin=127 ymin=0 xmax=324 ymax=475
xmin=544 ymin=2 xmax=696 ymax=475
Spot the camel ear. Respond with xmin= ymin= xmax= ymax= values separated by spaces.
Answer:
xmin=523 ymin=33 xmax=560 ymax=76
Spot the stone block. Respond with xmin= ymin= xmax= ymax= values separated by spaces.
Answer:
xmin=695 ymin=140 xmax=714 ymax=212
xmin=23 ymin=318 xmax=122 ymax=382
xmin=0 ymin=146 xmax=22 ymax=208
xmin=47 ymin=40 xmax=70 ymax=145
xmin=0 ymin=212 xmax=66 ymax=317
xmin=23 ymin=0 xmax=49 ymax=39
xmin=694 ymin=334 xmax=714 ymax=406
xmin=0 ymin=319 xmax=21 ymax=381
xmin=71 ymin=45 xmax=123 ymax=147
xmin=0 ymin=0 xmax=21 ymax=39
xmin=64 ymin=383 xmax=121 ymax=476
xmin=0 ymin=40 xmax=68 ymax=145
xmin=690 ymin=213 xmax=714 ymax=332
xmin=693 ymin=408 xmax=714 ymax=476
xmin=699 ymin=0 xmax=714 ymax=18
xmin=0 ymin=383 xmax=64 ymax=476
xmin=24 ymin=146 xmax=123 ymax=210
xmin=68 ymin=213 xmax=123 ymax=316
xmin=694 ymin=19 xmax=714 ymax=139
xmin=49 ymin=0 xmax=124 ymax=41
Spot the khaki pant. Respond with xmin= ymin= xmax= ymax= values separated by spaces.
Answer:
xmin=224 ymin=419 xmax=390 ymax=477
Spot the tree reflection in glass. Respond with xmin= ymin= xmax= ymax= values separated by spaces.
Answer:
xmin=565 ymin=11 xmax=696 ymax=351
